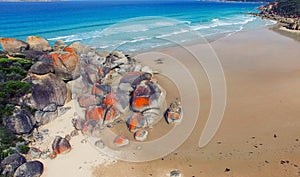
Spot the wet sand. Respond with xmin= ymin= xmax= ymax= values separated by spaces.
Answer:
xmin=92 ymin=27 xmax=300 ymax=177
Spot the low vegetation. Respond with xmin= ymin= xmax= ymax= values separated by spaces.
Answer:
xmin=0 ymin=57 xmax=34 ymax=160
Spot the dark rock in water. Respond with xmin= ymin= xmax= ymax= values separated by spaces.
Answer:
xmin=78 ymin=94 xmax=101 ymax=108
xmin=30 ymin=61 xmax=54 ymax=75
xmin=13 ymin=161 xmax=44 ymax=177
xmin=0 ymin=38 xmax=29 ymax=54
xmin=3 ymin=106 xmax=36 ymax=135
xmin=0 ymin=153 xmax=26 ymax=177
xmin=35 ymin=110 xmax=58 ymax=125
xmin=53 ymin=40 xmax=66 ymax=52
xmin=26 ymin=36 xmax=52 ymax=52
xmin=52 ymin=136 xmax=71 ymax=155
xmin=30 ymin=73 xmax=67 ymax=110
xmin=81 ymin=119 xmax=101 ymax=137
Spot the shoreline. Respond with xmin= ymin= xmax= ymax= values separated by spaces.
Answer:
xmin=92 ymin=25 xmax=300 ymax=177
xmin=269 ymin=23 xmax=300 ymax=42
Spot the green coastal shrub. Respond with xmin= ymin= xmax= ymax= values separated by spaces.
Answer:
xmin=0 ymin=57 xmax=34 ymax=161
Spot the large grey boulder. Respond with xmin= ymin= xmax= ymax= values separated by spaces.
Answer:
xmin=1 ymin=154 xmax=26 ymax=177
xmin=30 ymin=61 xmax=54 ymax=75
xmin=30 ymin=73 xmax=67 ymax=110
xmin=3 ymin=106 xmax=36 ymax=135
xmin=13 ymin=161 xmax=44 ymax=177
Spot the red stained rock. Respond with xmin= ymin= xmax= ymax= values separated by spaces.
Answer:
xmin=131 ymin=97 xmax=150 ymax=111
xmin=126 ymin=113 xmax=146 ymax=132
xmin=134 ymin=129 xmax=148 ymax=141
xmin=85 ymin=106 xmax=105 ymax=122
xmin=165 ymin=101 xmax=183 ymax=124
xmin=113 ymin=135 xmax=129 ymax=147
xmin=0 ymin=37 xmax=29 ymax=54
xmin=49 ymin=51 xmax=79 ymax=80
xmin=103 ymin=92 xmax=117 ymax=107
xmin=104 ymin=107 xmax=120 ymax=125
xmin=78 ymin=94 xmax=101 ymax=108
xmin=52 ymin=136 xmax=71 ymax=155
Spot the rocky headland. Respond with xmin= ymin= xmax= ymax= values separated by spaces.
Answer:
xmin=250 ymin=0 xmax=300 ymax=31
xmin=0 ymin=36 xmax=182 ymax=177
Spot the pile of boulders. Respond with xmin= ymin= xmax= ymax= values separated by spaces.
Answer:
xmin=0 ymin=153 xmax=43 ymax=177
xmin=0 ymin=35 xmax=184 ymax=175
xmin=70 ymin=45 xmax=167 ymax=145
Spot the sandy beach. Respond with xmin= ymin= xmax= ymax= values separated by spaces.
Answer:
xmin=35 ymin=26 xmax=300 ymax=177
xmin=89 ymin=27 xmax=300 ymax=177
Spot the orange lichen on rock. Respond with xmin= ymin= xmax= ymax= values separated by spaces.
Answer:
xmin=103 ymin=92 xmax=117 ymax=107
xmin=85 ymin=106 xmax=105 ymax=122
xmin=63 ymin=46 xmax=76 ymax=54
xmin=126 ymin=113 xmax=144 ymax=132
xmin=104 ymin=107 xmax=119 ymax=124
xmin=113 ymin=135 xmax=129 ymax=147
xmin=132 ymin=97 xmax=150 ymax=109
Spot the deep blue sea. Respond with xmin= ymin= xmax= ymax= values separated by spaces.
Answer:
xmin=0 ymin=1 xmax=275 ymax=52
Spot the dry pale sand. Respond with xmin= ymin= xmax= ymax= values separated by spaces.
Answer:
xmin=37 ymin=100 xmax=116 ymax=177
xmin=92 ymin=27 xmax=300 ymax=177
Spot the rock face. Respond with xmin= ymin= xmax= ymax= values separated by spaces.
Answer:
xmin=78 ymin=94 xmax=101 ymax=108
xmin=30 ymin=61 xmax=54 ymax=75
xmin=165 ymin=101 xmax=183 ymax=124
xmin=0 ymin=38 xmax=29 ymax=54
xmin=52 ymin=136 xmax=71 ymax=155
xmin=134 ymin=129 xmax=148 ymax=141
xmin=113 ymin=135 xmax=129 ymax=147
xmin=0 ymin=154 xmax=26 ymax=177
xmin=26 ymin=36 xmax=52 ymax=52
xmin=253 ymin=1 xmax=300 ymax=31
xmin=3 ymin=106 xmax=36 ymax=134
xmin=30 ymin=73 xmax=67 ymax=110
xmin=13 ymin=161 xmax=44 ymax=177
xmin=53 ymin=40 xmax=66 ymax=51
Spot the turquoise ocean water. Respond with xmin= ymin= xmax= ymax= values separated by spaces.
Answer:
xmin=0 ymin=1 xmax=275 ymax=52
